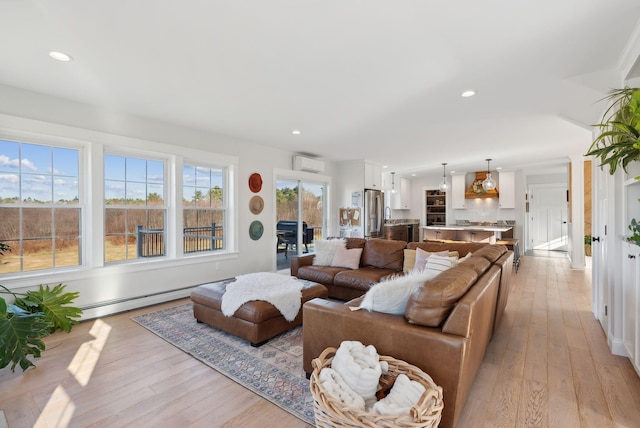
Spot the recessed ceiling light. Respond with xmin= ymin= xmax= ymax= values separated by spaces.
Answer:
xmin=411 ymin=173 xmax=416 ymax=177
xmin=496 ymin=166 xmax=502 ymax=170
xmin=292 ymin=130 xmax=301 ymax=135
xmin=49 ymin=51 xmax=72 ymax=62
xmin=450 ymin=170 xmax=456 ymax=174
xmin=461 ymin=90 xmax=476 ymax=98
xmin=382 ymin=165 xmax=388 ymax=169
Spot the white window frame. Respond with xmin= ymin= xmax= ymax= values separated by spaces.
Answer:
xmin=181 ymin=160 xmax=229 ymax=256
xmin=0 ymin=130 xmax=88 ymax=277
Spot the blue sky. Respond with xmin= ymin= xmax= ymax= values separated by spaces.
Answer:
xmin=0 ymin=140 xmax=79 ymax=202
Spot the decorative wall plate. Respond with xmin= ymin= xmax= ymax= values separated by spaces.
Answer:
xmin=249 ymin=173 xmax=263 ymax=193
xmin=249 ymin=195 xmax=264 ymax=214
xmin=249 ymin=220 xmax=264 ymax=240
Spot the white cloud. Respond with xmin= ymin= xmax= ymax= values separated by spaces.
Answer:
xmin=0 ymin=155 xmax=38 ymax=171
xmin=0 ymin=173 xmax=19 ymax=183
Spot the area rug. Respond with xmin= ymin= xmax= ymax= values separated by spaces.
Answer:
xmin=130 ymin=303 xmax=315 ymax=425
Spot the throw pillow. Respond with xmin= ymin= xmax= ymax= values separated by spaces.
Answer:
xmin=414 ymin=248 xmax=449 ymax=271
xmin=313 ymin=239 xmax=346 ymax=266
xmin=403 ymin=249 xmax=416 ymax=273
xmin=351 ymin=269 xmax=440 ymax=315
xmin=330 ymin=246 xmax=363 ymax=269
xmin=425 ymin=254 xmax=458 ymax=275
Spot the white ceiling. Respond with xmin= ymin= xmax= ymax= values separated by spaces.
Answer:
xmin=1 ymin=1 xmax=640 ymax=178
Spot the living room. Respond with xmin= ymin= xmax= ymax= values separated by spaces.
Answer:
xmin=2 ymin=2 xmax=640 ymax=427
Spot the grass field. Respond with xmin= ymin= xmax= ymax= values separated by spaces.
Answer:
xmin=0 ymin=243 xmax=139 ymax=274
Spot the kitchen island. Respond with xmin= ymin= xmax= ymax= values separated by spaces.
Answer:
xmin=423 ymin=224 xmax=512 ymax=244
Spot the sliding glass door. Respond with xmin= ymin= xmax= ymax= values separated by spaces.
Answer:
xmin=275 ymin=178 xmax=325 ymax=270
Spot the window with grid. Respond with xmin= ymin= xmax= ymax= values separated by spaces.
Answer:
xmin=104 ymin=154 xmax=166 ymax=262
xmin=0 ymin=139 xmax=81 ymax=274
xmin=183 ymin=164 xmax=225 ymax=254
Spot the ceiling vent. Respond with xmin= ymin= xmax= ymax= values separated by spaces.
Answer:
xmin=293 ymin=155 xmax=325 ymax=173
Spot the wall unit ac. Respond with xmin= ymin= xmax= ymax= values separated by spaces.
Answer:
xmin=293 ymin=155 xmax=325 ymax=173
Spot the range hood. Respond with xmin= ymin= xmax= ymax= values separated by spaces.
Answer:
xmin=465 ymin=171 xmax=499 ymax=199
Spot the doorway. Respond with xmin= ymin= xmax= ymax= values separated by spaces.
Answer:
xmin=275 ymin=178 xmax=325 ymax=271
xmin=527 ymin=184 xmax=569 ymax=256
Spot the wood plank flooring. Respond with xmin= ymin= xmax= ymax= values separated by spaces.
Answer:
xmin=1 ymin=255 xmax=640 ymax=427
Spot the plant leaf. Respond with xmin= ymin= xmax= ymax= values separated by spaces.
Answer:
xmin=14 ymin=284 xmax=82 ymax=333
xmin=0 ymin=305 xmax=50 ymax=371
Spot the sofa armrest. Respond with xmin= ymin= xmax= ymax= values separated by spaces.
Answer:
xmin=290 ymin=253 xmax=314 ymax=277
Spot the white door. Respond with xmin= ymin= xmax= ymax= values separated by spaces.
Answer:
xmin=529 ymin=185 xmax=569 ymax=251
xmin=592 ymin=161 xmax=610 ymax=332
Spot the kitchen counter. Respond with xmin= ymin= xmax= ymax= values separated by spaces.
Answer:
xmin=423 ymin=225 xmax=512 ymax=232
xmin=384 ymin=220 xmax=420 ymax=242
xmin=422 ymin=224 xmax=512 ymax=243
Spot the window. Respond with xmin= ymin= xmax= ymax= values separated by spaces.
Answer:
xmin=183 ymin=164 xmax=225 ymax=254
xmin=0 ymin=139 xmax=81 ymax=273
xmin=104 ymin=154 xmax=166 ymax=262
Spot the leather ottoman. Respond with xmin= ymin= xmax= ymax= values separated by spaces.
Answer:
xmin=191 ymin=277 xmax=328 ymax=346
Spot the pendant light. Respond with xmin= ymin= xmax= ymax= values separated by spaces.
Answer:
xmin=391 ymin=172 xmax=396 ymax=193
xmin=482 ymin=158 xmax=496 ymax=191
xmin=438 ymin=163 xmax=448 ymax=192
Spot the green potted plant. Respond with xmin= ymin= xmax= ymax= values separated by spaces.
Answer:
xmin=586 ymin=87 xmax=640 ymax=175
xmin=0 ymin=243 xmax=82 ymax=372
xmin=586 ymin=88 xmax=640 ymax=243
xmin=628 ymin=218 xmax=640 ymax=246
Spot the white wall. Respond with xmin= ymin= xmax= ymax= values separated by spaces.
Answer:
xmin=0 ymin=84 xmax=337 ymax=318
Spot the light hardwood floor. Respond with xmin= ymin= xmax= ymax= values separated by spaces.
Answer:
xmin=1 ymin=255 xmax=640 ymax=427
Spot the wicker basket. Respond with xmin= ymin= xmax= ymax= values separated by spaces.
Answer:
xmin=310 ymin=347 xmax=444 ymax=428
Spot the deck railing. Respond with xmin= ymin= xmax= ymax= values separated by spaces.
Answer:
xmin=137 ymin=223 xmax=223 ymax=258
xmin=184 ymin=223 xmax=223 ymax=253
xmin=138 ymin=223 xmax=317 ymax=258
xmin=136 ymin=225 xmax=165 ymax=258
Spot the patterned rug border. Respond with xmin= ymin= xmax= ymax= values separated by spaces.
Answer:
xmin=130 ymin=303 xmax=314 ymax=425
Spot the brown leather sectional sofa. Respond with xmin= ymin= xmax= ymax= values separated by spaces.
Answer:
xmin=295 ymin=239 xmax=514 ymax=428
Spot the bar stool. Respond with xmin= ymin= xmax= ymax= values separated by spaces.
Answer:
xmin=496 ymin=238 xmax=520 ymax=273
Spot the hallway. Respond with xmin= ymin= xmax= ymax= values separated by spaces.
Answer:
xmin=458 ymin=254 xmax=640 ymax=426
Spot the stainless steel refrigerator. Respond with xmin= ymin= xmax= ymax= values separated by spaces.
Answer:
xmin=363 ymin=189 xmax=384 ymax=238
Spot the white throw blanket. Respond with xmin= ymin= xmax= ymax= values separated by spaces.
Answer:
xmin=331 ymin=341 xmax=389 ymax=401
xmin=221 ymin=272 xmax=303 ymax=321
xmin=372 ymin=373 xmax=426 ymax=415
xmin=319 ymin=368 xmax=366 ymax=410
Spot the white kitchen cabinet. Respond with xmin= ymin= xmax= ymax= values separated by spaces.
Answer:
xmin=391 ymin=177 xmax=411 ymax=209
xmin=364 ymin=162 xmax=382 ymax=189
xmin=622 ymin=241 xmax=640 ymax=374
xmin=451 ymin=174 xmax=466 ymax=209
xmin=498 ymin=170 xmax=515 ymax=208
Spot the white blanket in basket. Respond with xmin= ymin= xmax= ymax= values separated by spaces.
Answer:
xmin=221 ymin=272 xmax=303 ymax=321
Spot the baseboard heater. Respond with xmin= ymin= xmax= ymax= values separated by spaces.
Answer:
xmin=79 ymin=284 xmax=201 ymax=320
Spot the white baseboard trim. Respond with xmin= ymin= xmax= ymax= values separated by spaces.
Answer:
xmin=0 ymin=410 xmax=8 ymax=428
xmin=80 ymin=288 xmax=193 ymax=320
xmin=609 ymin=337 xmax=629 ymax=358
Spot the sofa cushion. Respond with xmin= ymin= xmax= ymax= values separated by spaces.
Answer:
xmin=404 ymin=266 xmax=478 ymax=327
xmin=297 ymin=265 xmax=349 ymax=285
xmin=473 ymin=245 xmax=507 ymax=263
xmin=345 ymin=237 xmax=367 ymax=250
xmin=334 ymin=267 xmax=398 ymax=291
xmin=407 ymin=242 xmax=448 ymax=252
xmin=331 ymin=246 xmax=363 ymax=269
xmin=361 ymin=239 xmax=406 ymax=270
xmin=313 ymin=239 xmax=346 ymax=266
